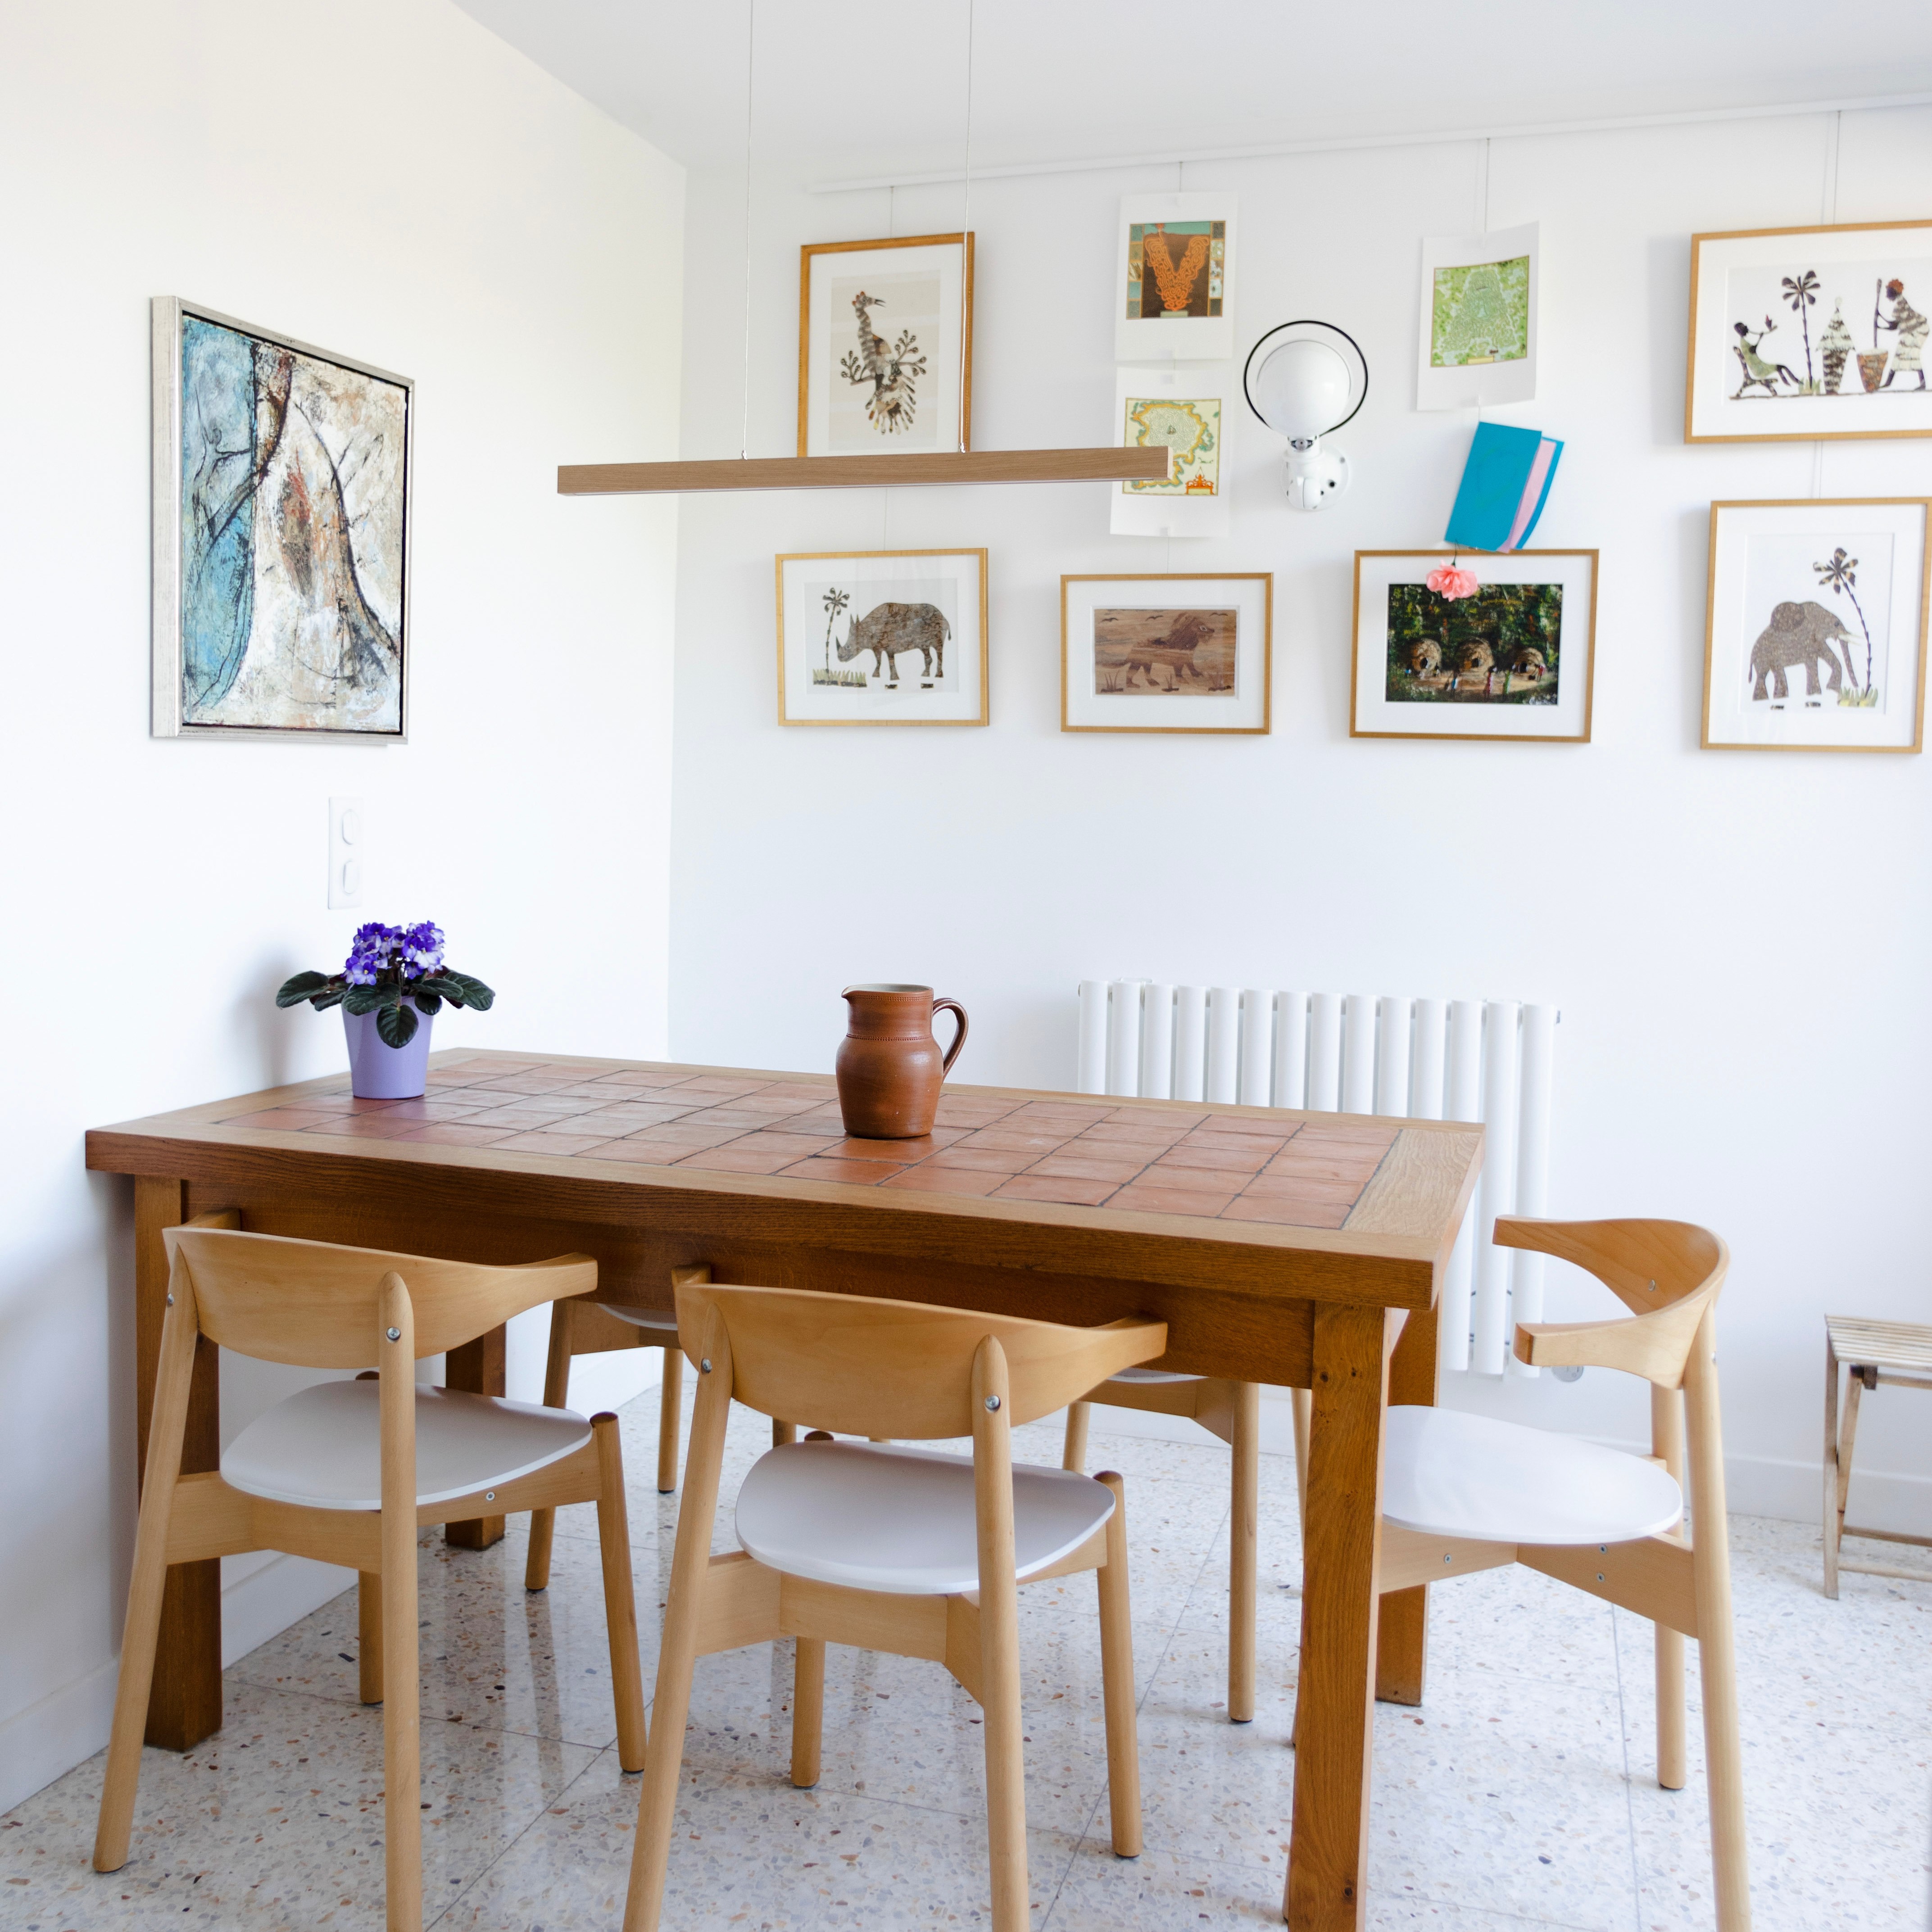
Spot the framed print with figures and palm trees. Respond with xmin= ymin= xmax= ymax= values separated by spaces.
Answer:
xmin=798 ymin=235 xmax=973 ymax=458
xmin=1687 ymin=221 xmax=1932 ymax=442
xmin=1702 ymin=499 xmax=1929 ymax=751
xmin=776 ymin=548 xmax=988 ymax=726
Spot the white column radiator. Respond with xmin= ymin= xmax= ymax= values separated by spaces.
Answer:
xmin=1075 ymin=980 xmax=1558 ymax=1378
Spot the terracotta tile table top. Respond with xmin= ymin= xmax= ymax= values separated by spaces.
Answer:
xmin=91 ymin=1050 xmax=1479 ymax=1250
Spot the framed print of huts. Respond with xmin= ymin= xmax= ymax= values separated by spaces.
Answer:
xmin=1686 ymin=221 xmax=1932 ymax=442
xmin=1351 ymin=550 xmax=1597 ymax=744
xmin=1061 ymin=573 xmax=1270 ymax=734
xmin=153 ymin=296 xmax=411 ymax=739
xmin=1701 ymin=499 xmax=1929 ymax=753
xmin=798 ymin=235 xmax=974 ymax=458
xmin=776 ymin=548 xmax=988 ymax=726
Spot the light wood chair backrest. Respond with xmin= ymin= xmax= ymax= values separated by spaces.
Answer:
xmin=1495 ymin=1216 xmax=1728 ymax=1391
xmin=166 ymin=1226 xmax=597 ymax=1368
xmin=675 ymin=1279 xmax=1166 ymax=1438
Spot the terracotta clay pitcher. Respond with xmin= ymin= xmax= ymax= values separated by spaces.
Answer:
xmin=835 ymin=984 xmax=969 ymax=1139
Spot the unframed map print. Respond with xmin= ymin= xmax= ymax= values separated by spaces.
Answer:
xmin=1123 ymin=395 xmax=1220 ymax=496
xmin=1431 ymin=256 xmax=1530 ymax=367
xmin=1416 ymin=222 xmax=1539 ymax=410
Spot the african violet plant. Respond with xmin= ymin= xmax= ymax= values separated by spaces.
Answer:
xmin=277 ymin=921 xmax=495 ymax=1047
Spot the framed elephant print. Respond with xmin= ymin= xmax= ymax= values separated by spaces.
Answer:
xmin=775 ymin=548 xmax=988 ymax=726
xmin=1702 ymin=499 xmax=1930 ymax=752
xmin=1350 ymin=550 xmax=1596 ymax=743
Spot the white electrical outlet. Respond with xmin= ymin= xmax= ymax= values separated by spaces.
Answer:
xmin=328 ymin=797 xmax=364 ymax=909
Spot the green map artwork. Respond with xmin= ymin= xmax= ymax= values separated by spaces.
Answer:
xmin=1123 ymin=395 xmax=1220 ymax=496
xmin=1431 ymin=255 xmax=1530 ymax=367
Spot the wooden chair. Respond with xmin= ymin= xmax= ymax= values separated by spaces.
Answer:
xmin=522 ymin=1294 xmax=802 ymax=1591
xmin=94 ymin=1218 xmax=648 ymax=1932
xmin=1824 ymin=1314 xmax=1932 ymax=1594
xmin=1376 ymin=1217 xmax=1749 ymax=1932
xmin=1062 ymin=1374 xmax=1311 ymax=1722
xmin=623 ymin=1268 xmax=1166 ymax=1932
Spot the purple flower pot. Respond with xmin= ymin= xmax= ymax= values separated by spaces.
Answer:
xmin=343 ymin=1001 xmax=435 ymax=1099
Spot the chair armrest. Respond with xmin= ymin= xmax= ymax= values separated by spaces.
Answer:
xmin=1515 ymin=1285 xmax=1713 ymax=1389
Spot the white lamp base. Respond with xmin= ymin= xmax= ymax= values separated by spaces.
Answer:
xmin=1284 ymin=443 xmax=1350 ymax=510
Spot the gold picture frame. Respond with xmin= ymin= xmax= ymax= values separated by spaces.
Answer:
xmin=1060 ymin=573 xmax=1272 ymax=734
xmin=775 ymin=548 xmax=989 ymax=726
xmin=1701 ymin=499 xmax=1929 ymax=753
xmin=798 ymin=233 xmax=974 ymax=458
xmin=1686 ymin=219 xmax=1932 ymax=443
xmin=1349 ymin=550 xmax=1597 ymax=744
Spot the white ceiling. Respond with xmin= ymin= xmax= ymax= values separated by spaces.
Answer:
xmin=453 ymin=0 xmax=1932 ymax=182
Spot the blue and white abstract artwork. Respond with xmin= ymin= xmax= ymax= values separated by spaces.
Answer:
xmin=174 ymin=311 xmax=408 ymax=733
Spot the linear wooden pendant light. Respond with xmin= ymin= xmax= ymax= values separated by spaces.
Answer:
xmin=558 ymin=1 xmax=1156 ymax=498
xmin=557 ymin=446 xmax=1171 ymax=495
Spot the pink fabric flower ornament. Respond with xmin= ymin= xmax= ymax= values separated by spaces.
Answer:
xmin=1426 ymin=564 xmax=1481 ymax=600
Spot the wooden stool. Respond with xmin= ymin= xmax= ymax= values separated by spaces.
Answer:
xmin=1824 ymin=1314 xmax=1932 ymax=1595
xmin=1063 ymin=1373 xmax=1310 ymax=1723
xmin=94 ymin=1220 xmax=646 ymax=1932
xmin=624 ymin=1270 xmax=1164 ymax=1932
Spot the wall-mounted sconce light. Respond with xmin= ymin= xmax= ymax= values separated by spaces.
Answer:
xmin=1243 ymin=321 xmax=1368 ymax=510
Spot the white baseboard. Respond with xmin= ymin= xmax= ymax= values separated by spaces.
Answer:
xmin=220 ymin=1550 xmax=358 ymax=1668
xmin=0 ymin=1656 xmax=119 ymax=1815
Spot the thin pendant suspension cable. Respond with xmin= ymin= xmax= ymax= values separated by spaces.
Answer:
xmin=739 ymin=0 xmax=756 ymax=461
xmin=957 ymin=0 xmax=974 ymax=453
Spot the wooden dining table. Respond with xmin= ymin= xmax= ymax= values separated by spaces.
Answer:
xmin=87 ymin=1048 xmax=1480 ymax=1932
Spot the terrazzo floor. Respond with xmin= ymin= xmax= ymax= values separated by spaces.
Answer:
xmin=4 ymin=1388 xmax=1927 ymax=1931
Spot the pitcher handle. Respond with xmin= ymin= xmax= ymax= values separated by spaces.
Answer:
xmin=931 ymin=997 xmax=969 ymax=1077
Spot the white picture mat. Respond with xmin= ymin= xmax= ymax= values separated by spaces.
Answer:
xmin=803 ymin=241 xmax=968 ymax=457
xmin=1416 ymin=222 xmax=1539 ymax=411
xmin=1111 ymin=363 xmax=1234 ymax=538
xmin=778 ymin=549 xmax=986 ymax=724
xmin=1688 ymin=224 xmax=1932 ymax=441
xmin=1116 ymin=193 xmax=1237 ymax=363
xmin=1705 ymin=501 xmax=1927 ymax=749
xmin=1062 ymin=575 xmax=1270 ymax=732
xmin=1352 ymin=550 xmax=1593 ymax=740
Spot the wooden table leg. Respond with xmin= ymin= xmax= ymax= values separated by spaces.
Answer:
xmin=133 ymin=1177 xmax=222 ymax=1750
xmin=445 ymin=1324 xmax=507 ymax=1548
xmin=1374 ymin=1302 xmax=1436 ymax=1706
xmin=1284 ymin=1303 xmax=1397 ymax=1932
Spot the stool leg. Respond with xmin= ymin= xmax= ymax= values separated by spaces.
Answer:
xmin=1229 ymin=1382 xmax=1259 ymax=1723
xmin=1063 ymin=1399 xmax=1092 ymax=1474
xmin=1094 ymin=1470 xmax=1143 ymax=1855
xmin=1822 ymin=1336 xmax=1840 ymax=1599
xmin=358 ymin=1572 xmax=384 ymax=1705
xmin=791 ymin=1637 xmax=826 ymax=1788
xmin=656 ymin=1345 xmax=684 ymax=1494
xmin=526 ymin=1300 xmax=575 ymax=1592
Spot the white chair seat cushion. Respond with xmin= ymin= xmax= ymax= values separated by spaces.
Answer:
xmin=1383 ymin=1405 xmax=1683 ymax=1545
xmin=1105 ymin=1368 xmax=1201 ymax=1386
xmin=735 ymin=1440 xmax=1115 ymax=1596
xmin=599 ymin=1305 xmax=680 ymax=1333
xmin=222 ymin=1381 xmax=592 ymax=1510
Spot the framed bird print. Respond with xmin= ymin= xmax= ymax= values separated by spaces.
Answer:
xmin=1686 ymin=220 xmax=1932 ymax=442
xmin=798 ymin=235 xmax=974 ymax=457
xmin=1116 ymin=194 xmax=1238 ymax=362
xmin=1701 ymin=499 xmax=1929 ymax=752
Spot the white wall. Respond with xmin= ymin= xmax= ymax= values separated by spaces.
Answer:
xmin=0 ymin=0 xmax=683 ymax=1810
xmin=669 ymin=114 xmax=1932 ymax=1528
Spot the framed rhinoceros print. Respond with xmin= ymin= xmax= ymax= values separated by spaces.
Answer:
xmin=1350 ymin=550 xmax=1596 ymax=743
xmin=776 ymin=548 xmax=988 ymax=726
xmin=1702 ymin=499 xmax=1929 ymax=752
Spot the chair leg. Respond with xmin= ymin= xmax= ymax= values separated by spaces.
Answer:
xmin=1822 ymin=1336 xmax=1841 ymax=1600
xmin=1650 ymin=1384 xmax=1686 ymax=1788
xmin=772 ymin=1418 xmax=797 ymax=1448
xmin=526 ymin=1299 xmax=576 ymax=1592
xmin=593 ymin=1413 xmax=649 ymax=1772
xmin=95 ymin=1278 xmax=200 ymax=1874
xmin=791 ymin=1637 xmax=826 ymax=1788
xmin=656 ymin=1345 xmax=684 ymax=1493
xmin=1686 ymin=1311 xmax=1750 ymax=1932
xmin=1063 ymin=1399 xmax=1091 ymax=1473
xmin=1229 ymin=1382 xmax=1259 ymax=1723
xmin=972 ymin=1339 xmax=1029 ymax=1932
xmin=1094 ymin=1471 xmax=1143 ymax=1857
xmin=358 ymin=1573 xmax=384 ymax=1705
xmin=379 ymin=1278 xmax=423 ymax=1932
